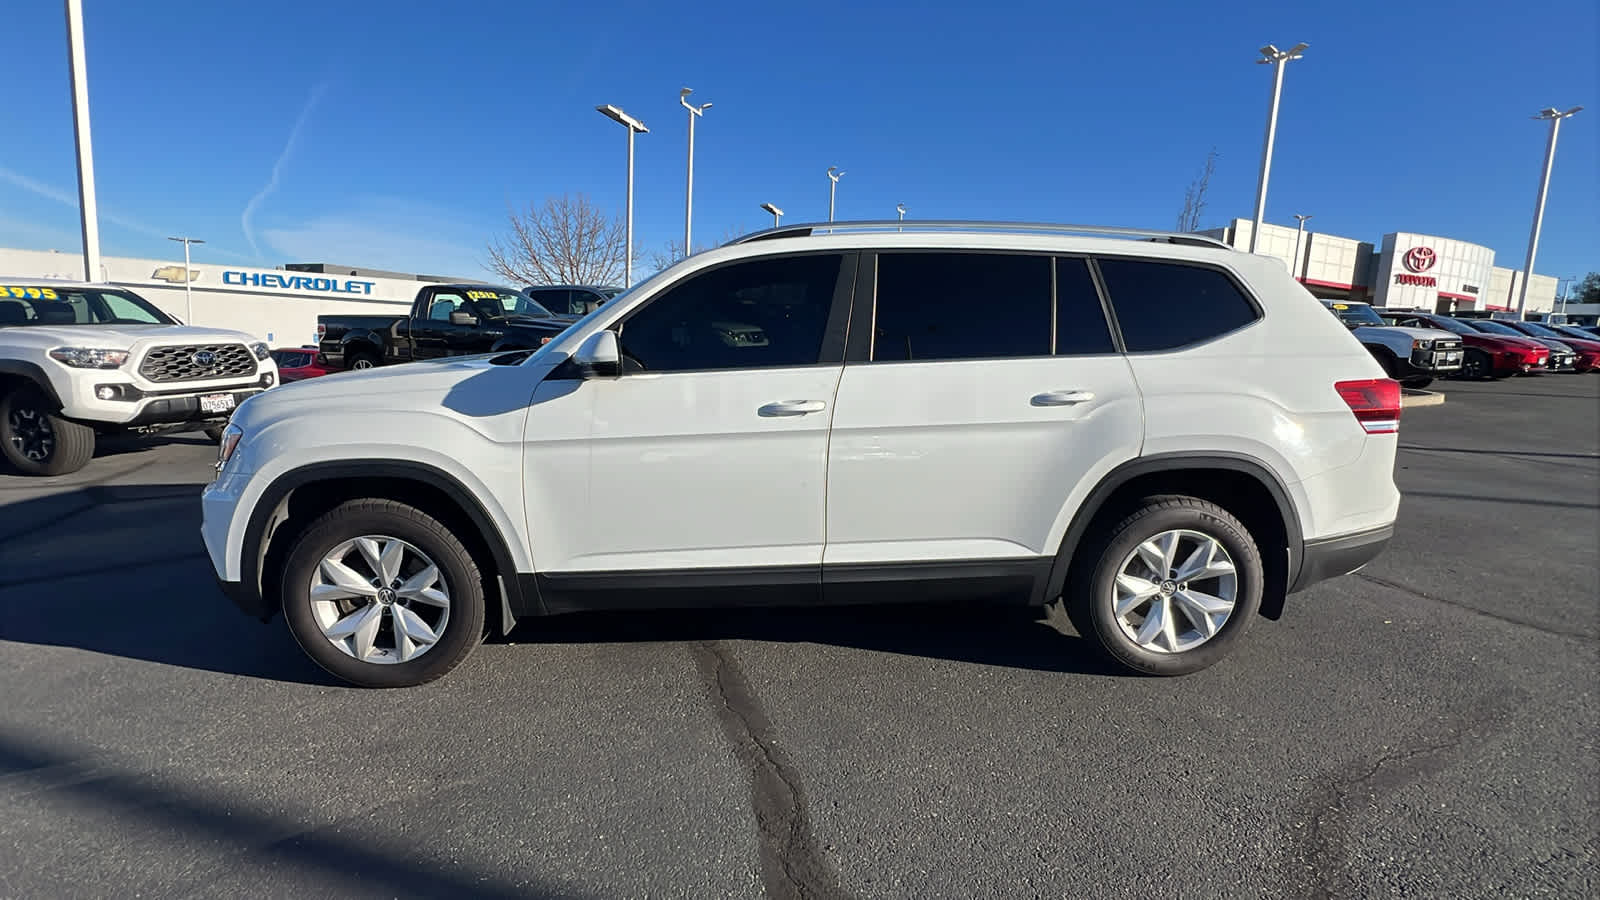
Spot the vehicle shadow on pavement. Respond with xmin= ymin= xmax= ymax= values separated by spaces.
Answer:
xmin=507 ymin=602 xmax=1129 ymax=677
xmin=0 ymin=728 xmax=587 ymax=899
xmin=0 ymin=482 xmax=333 ymax=686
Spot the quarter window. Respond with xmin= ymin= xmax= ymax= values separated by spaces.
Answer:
xmin=618 ymin=254 xmax=842 ymax=372
xmin=1096 ymin=259 xmax=1259 ymax=352
xmin=872 ymin=252 xmax=1052 ymax=361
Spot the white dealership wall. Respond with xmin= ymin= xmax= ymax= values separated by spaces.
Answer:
xmin=0 ymin=247 xmax=418 ymax=346
xmin=1486 ymin=266 xmax=1558 ymax=314
xmin=1372 ymin=233 xmax=1496 ymax=311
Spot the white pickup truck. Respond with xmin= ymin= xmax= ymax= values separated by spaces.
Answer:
xmin=0 ymin=280 xmax=278 ymax=476
xmin=1320 ymin=300 xmax=1463 ymax=388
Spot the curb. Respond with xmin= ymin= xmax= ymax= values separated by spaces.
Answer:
xmin=1401 ymin=389 xmax=1446 ymax=408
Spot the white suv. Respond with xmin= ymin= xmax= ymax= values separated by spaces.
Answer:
xmin=1 ymin=281 xmax=279 ymax=475
xmin=203 ymin=222 xmax=1402 ymax=687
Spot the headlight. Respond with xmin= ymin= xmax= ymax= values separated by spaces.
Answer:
xmin=216 ymin=423 xmax=244 ymax=472
xmin=49 ymin=347 xmax=130 ymax=369
xmin=1412 ymin=339 xmax=1433 ymax=350
xmin=249 ymin=341 xmax=270 ymax=361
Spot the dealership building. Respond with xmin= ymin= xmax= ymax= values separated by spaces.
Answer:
xmin=1204 ymin=220 xmax=1565 ymax=315
xmin=0 ymin=246 xmax=462 ymax=347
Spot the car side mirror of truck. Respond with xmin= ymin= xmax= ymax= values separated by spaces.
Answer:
xmin=449 ymin=310 xmax=478 ymax=327
xmin=573 ymin=329 xmax=621 ymax=378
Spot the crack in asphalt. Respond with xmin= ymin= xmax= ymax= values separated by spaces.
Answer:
xmin=1355 ymin=572 xmax=1594 ymax=642
xmin=1292 ymin=698 xmax=1519 ymax=900
xmin=691 ymin=641 xmax=849 ymax=900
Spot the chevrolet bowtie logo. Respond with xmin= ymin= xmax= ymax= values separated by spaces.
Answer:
xmin=152 ymin=266 xmax=200 ymax=284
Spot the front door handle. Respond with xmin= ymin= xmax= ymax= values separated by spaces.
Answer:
xmin=1031 ymin=390 xmax=1096 ymax=407
xmin=759 ymin=400 xmax=827 ymax=417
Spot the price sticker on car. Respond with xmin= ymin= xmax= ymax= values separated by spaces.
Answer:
xmin=2 ymin=286 xmax=57 ymax=300
xmin=465 ymin=290 xmax=500 ymax=300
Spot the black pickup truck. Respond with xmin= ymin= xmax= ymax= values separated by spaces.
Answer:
xmin=316 ymin=283 xmax=578 ymax=370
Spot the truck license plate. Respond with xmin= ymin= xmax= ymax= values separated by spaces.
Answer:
xmin=200 ymin=393 xmax=236 ymax=414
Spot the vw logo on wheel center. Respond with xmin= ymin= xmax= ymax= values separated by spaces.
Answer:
xmin=190 ymin=350 xmax=217 ymax=368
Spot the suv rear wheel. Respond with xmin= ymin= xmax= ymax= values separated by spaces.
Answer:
xmin=0 ymin=385 xmax=96 ymax=476
xmin=1067 ymin=495 xmax=1263 ymax=676
xmin=282 ymin=499 xmax=486 ymax=687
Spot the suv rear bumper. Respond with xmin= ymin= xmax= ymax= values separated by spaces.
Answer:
xmin=1290 ymin=523 xmax=1393 ymax=592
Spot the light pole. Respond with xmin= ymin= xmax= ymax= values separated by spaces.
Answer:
xmin=64 ymin=0 xmax=101 ymax=282
xmin=1291 ymin=213 xmax=1312 ymax=281
xmin=597 ymin=104 xmax=648 ymax=288
xmin=760 ymin=202 xmax=783 ymax=228
xmin=679 ymin=88 xmax=711 ymax=257
xmin=1249 ymin=42 xmax=1308 ymax=254
xmin=827 ymin=166 xmax=844 ymax=222
xmin=166 ymin=236 xmax=204 ymax=324
xmin=1556 ymin=276 xmax=1575 ymax=315
xmin=1516 ymin=106 xmax=1582 ymax=320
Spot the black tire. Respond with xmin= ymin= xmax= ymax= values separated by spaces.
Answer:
xmin=1458 ymin=348 xmax=1491 ymax=380
xmin=1401 ymin=376 xmax=1433 ymax=390
xmin=281 ymin=499 xmax=486 ymax=688
xmin=0 ymin=384 xmax=96 ymax=476
xmin=202 ymin=424 xmax=227 ymax=442
xmin=1063 ymin=495 xmax=1264 ymax=676
xmin=346 ymin=350 xmax=381 ymax=371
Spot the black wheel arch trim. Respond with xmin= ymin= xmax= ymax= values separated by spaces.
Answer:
xmin=0 ymin=360 xmax=63 ymax=407
xmin=1041 ymin=452 xmax=1305 ymax=612
xmin=239 ymin=459 xmax=536 ymax=630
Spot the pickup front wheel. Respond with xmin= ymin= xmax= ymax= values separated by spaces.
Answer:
xmin=0 ymin=385 xmax=96 ymax=476
xmin=281 ymin=499 xmax=486 ymax=687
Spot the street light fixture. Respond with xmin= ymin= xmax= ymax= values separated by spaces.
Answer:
xmin=166 ymin=236 xmax=204 ymax=324
xmin=827 ymin=166 xmax=844 ymax=222
xmin=760 ymin=202 xmax=783 ymax=228
xmin=597 ymin=104 xmax=649 ymax=288
xmin=896 ymin=203 xmax=906 ymax=230
xmin=679 ymin=88 xmax=712 ymax=257
xmin=1516 ymin=106 xmax=1582 ymax=320
xmin=1249 ymin=41 xmax=1308 ymax=254
xmin=1291 ymin=213 xmax=1313 ymax=282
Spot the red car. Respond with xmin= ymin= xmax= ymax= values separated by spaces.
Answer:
xmin=269 ymin=347 xmax=332 ymax=383
xmin=1379 ymin=312 xmax=1549 ymax=379
xmin=1498 ymin=320 xmax=1600 ymax=372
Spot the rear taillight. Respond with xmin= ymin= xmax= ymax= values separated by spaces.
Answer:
xmin=1336 ymin=378 xmax=1401 ymax=435
xmin=316 ymin=323 xmax=327 ymax=336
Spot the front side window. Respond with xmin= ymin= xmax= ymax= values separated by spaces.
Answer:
xmin=428 ymin=294 xmax=463 ymax=321
xmin=618 ymin=254 xmax=842 ymax=372
xmin=1096 ymin=259 xmax=1259 ymax=352
xmin=873 ymin=252 xmax=1052 ymax=361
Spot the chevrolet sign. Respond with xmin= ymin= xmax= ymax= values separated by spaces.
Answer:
xmin=223 ymin=271 xmax=375 ymax=294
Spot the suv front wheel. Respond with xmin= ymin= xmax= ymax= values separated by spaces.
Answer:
xmin=0 ymin=385 xmax=96 ymax=476
xmin=1067 ymin=495 xmax=1263 ymax=676
xmin=282 ymin=499 xmax=486 ymax=687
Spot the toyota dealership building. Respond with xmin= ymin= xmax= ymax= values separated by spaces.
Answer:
xmin=1205 ymin=220 xmax=1561 ymax=315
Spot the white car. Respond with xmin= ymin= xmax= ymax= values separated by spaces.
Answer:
xmin=0 ymin=280 xmax=278 ymax=475
xmin=204 ymin=221 xmax=1403 ymax=687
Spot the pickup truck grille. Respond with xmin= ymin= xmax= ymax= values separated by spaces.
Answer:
xmin=139 ymin=343 xmax=257 ymax=383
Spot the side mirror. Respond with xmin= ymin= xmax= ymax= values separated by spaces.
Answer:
xmin=449 ymin=310 xmax=478 ymax=327
xmin=572 ymin=329 xmax=620 ymax=378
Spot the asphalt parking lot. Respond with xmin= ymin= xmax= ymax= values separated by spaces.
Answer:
xmin=2 ymin=375 xmax=1596 ymax=899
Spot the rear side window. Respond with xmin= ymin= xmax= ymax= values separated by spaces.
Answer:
xmin=873 ymin=252 xmax=1051 ymax=361
xmin=1096 ymin=259 xmax=1259 ymax=352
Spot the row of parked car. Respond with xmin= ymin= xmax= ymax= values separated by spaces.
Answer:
xmin=1320 ymin=300 xmax=1600 ymax=387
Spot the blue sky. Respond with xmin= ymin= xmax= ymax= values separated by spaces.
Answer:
xmin=2 ymin=0 xmax=1595 ymax=285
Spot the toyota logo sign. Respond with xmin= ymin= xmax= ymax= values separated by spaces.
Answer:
xmin=191 ymin=350 xmax=217 ymax=368
xmin=1403 ymin=246 xmax=1437 ymax=274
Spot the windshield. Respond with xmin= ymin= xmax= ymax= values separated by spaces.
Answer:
xmin=1469 ymin=320 xmax=1526 ymax=337
xmin=270 ymin=349 xmax=314 ymax=367
xmin=1325 ymin=303 xmax=1385 ymax=326
xmin=1420 ymin=315 xmax=1475 ymax=335
xmin=465 ymin=288 xmax=555 ymax=319
xmin=1554 ymin=325 xmax=1596 ymax=341
xmin=0 ymin=285 xmax=174 ymax=327
xmin=1518 ymin=322 xmax=1564 ymax=338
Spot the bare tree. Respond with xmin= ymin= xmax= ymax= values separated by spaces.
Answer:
xmin=486 ymin=193 xmax=627 ymax=286
xmin=646 ymin=225 xmax=751 ymax=273
xmin=1176 ymin=147 xmax=1219 ymax=233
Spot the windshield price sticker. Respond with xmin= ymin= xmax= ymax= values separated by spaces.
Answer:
xmin=465 ymin=290 xmax=502 ymax=300
xmin=3 ymin=286 xmax=58 ymax=300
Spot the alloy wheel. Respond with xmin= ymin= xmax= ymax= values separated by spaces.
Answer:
xmin=1111 ymin=529 xmax=1238 ymax=654
xmin=6 ymin=404 xmax=56 ymax=462
xmin=309 ymin=535 xmax=451 ymax=664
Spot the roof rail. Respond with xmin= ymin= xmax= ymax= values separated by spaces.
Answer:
xmin=725 ymin=219 xmax=1234 ymax=250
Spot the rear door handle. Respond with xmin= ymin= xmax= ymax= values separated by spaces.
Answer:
xmin=759 ymin=400 xmax=827 ymax=417
xmin=1031 ymin=390 xmax=1096 ymax=407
